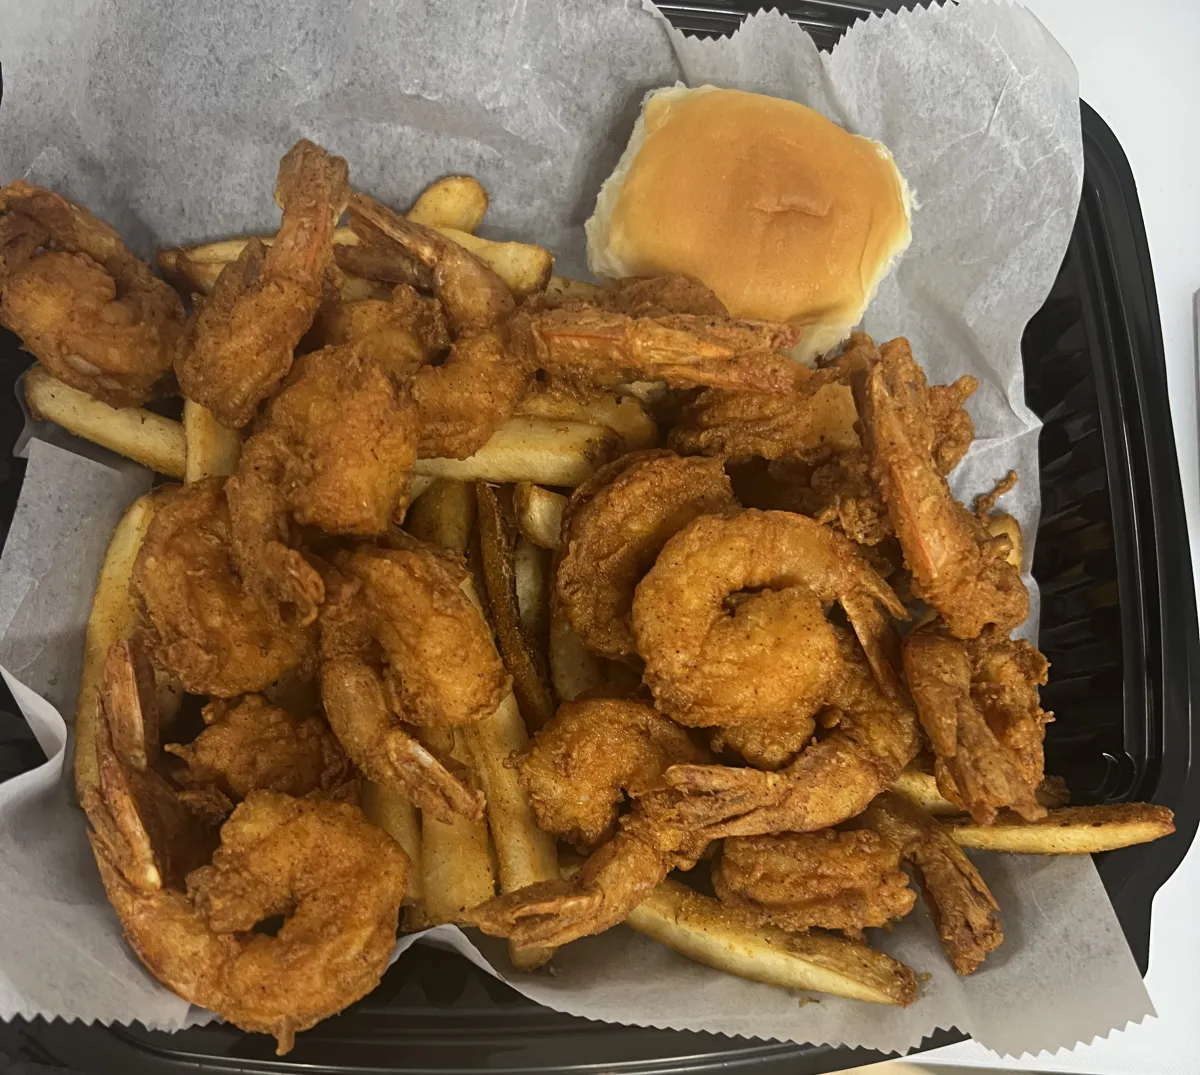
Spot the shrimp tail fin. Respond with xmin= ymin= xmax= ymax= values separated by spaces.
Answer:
xmin=468 ymin=880 xmax=602 ymax=950
xmin=385 ymin=731 xmax=485 ymax=824
xmin=275 ymin=138 xmax=350 ymax=223
xmin=841 ymin=592 xmax=907 ymax=700
xmin=662 ymin=763 xmax=784 ymax=830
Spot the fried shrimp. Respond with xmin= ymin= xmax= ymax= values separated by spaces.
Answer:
xmin=414 ymin=329 xmax=532 ymax=458
xmin=318 ymin=542 xmax=508 ymax=822
xmin=632 ymin=510 xmax=908 ymax=727
xmin=714 ymin=830 xmax=916 ymax=937
xmin=709 ymin=713 xmax=818 ymax=771
xmin=347 ymin=193 xmax=515 ymax=336
xmin=225 ymin=343 xmax=418 ymax=623
xmin=89 ymin=788 xmax=408 ymax=1055
xmin=312 ymin=283 xmax=449 ymax=375
xmin=713 ymin=793 xmax=1002 ymax=975
xmin=860 ymin=793 xmax=1002 ymax=974
xmin=510 ymin=305 xmax=802 ymax=393
xmin=557 ymin=450 xmax=736 ymax=662
xmin=518 ymin=698 xmax=709 ymax=850
xmin=857 ymin=338 xmax=1026 ymax=637
xmin=166 ymin=695 xmax=352 ymax=805
xmin=131 ymin=480 xmax=314 ymax=697
xmin=472 ymin=635 xmax=919 ymax=951
xmin=176 ymin=140 xmax=350 ymax=428
xmin=82 ymin=641 xmax=218 ymax=892
xmin=670 ymin=379 xmax=859 ymax=464
xmin=347 ymin=193 xmax=531 ymax=458
xmin=667 ymin=334 xmax=872 ymax=464
xmin=469 ymin=789 xmax=707 ymax=949
xmin=0 ymin=182 xmax=185 ymax=406
xmin=664 ymin=631 xmax=920 ymax=840
xmin=904 ymin=622 xmax=1051 ymax=825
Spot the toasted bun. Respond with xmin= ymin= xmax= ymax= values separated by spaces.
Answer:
xmin=586 ymin=85 xmax=913 ymax=363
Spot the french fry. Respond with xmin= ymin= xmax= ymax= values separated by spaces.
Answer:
xmin=414 ymin=417 xmax=619 ymax=487
xmin=157 ymin=248 xmax=226 ymax=295
xmin=407 ymin=473 xmax=435 ymax=505
xmin=164 ymin=236 xmax=264 ymax=264
xmin=405 ymin=478 xmax=477 ymax=553
xmin=626 ymin=879 xmax=917 ymax=1007
xmin=24 ymin=366 xmax=186 ymax=479
xmin=408 ymin=176 xmax=489 ymax=233
xmin=432 ymin=226 xmax=553 ymax=298
xmin=159 ymin=214 xmax=551 ymax=301
xmin=548 ymin=599 xmax=607 ymax=702
xmin=890 ymin=766 xmax=1069 ymax=816
xmin=514 ymin=537 xmax=550 ymax=645
xmin=402 ymin=479 xmax=499 ymax=926
xmin=463 ymin=692 xmax=559 ymax=970
xmin=516 ymin=388 xmax=658 ymax=451
xmin=74 ymin=494 xmax=156 ymax=801
xmin=946 ymin=804 xmax=1175 ymax=854
xmin=513 ymin=483 xmax=567 ymax=550
xmin=417 ymin=727 xmax=497 ymax=925
xmin=544 ymin=275 xmax=605 ymax=305
xmin=183 ymin=400 xmax=241 ymax=482
xmin=889 ymin=767 xmax=963 ymax=816
xmin=360 ymin=780 xmax=427 ymax=925
xmin=159 ymin=229 xmax=383 ymax=297
xmin=475 ymin=483 xmax=556 ymax=733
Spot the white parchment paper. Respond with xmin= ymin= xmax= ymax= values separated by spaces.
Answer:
xmin=0 ymin=0 xmax=1152 ymax=1059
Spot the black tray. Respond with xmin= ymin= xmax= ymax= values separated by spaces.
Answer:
xmin=1 ymin=2 xmax=1197 ymax=1072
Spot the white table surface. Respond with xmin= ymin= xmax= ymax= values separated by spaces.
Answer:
xmin=921 ymin=1 xmax=1200 ymax=1072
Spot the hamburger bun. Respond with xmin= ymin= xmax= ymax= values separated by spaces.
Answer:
xmin=586 ymin=85 xmax=913 ymax=363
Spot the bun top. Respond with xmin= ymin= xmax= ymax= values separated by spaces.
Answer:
xmin=586 ymin=85 xmax=913 ymax=362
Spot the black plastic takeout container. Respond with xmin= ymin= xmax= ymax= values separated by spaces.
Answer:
xmin=1 ymin=1 xmax=1197 ymax=1071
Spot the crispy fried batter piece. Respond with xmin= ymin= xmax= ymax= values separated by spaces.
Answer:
xmin=414 ymin=329 xmax=532 ymax=458
xmin=710 ymin=713 xmax=818 ymax=771
xmin=601 ymin=274 xmax=730 ymax=318
xmin=0 ymin=182 xmax=185 ymax=406
xmin=89 ymin=787 xmax=408 ymax=1055
xmin=714 ymin=793 xmax=1002 ymax=976
xmin=671 ymin=378 xmax=859 ymax=464
xmin=667 ymin=335 xmax=876 ymax=464
xmin=527 ymin=273 xmax=727 ymax=318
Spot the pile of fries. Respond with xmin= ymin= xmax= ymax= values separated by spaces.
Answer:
xmin=4 ymin=157 xmax=1175 ymax=1054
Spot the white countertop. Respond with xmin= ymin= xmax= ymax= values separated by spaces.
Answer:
xmin=922 ymin=1 xmax=1200 ymax=1072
